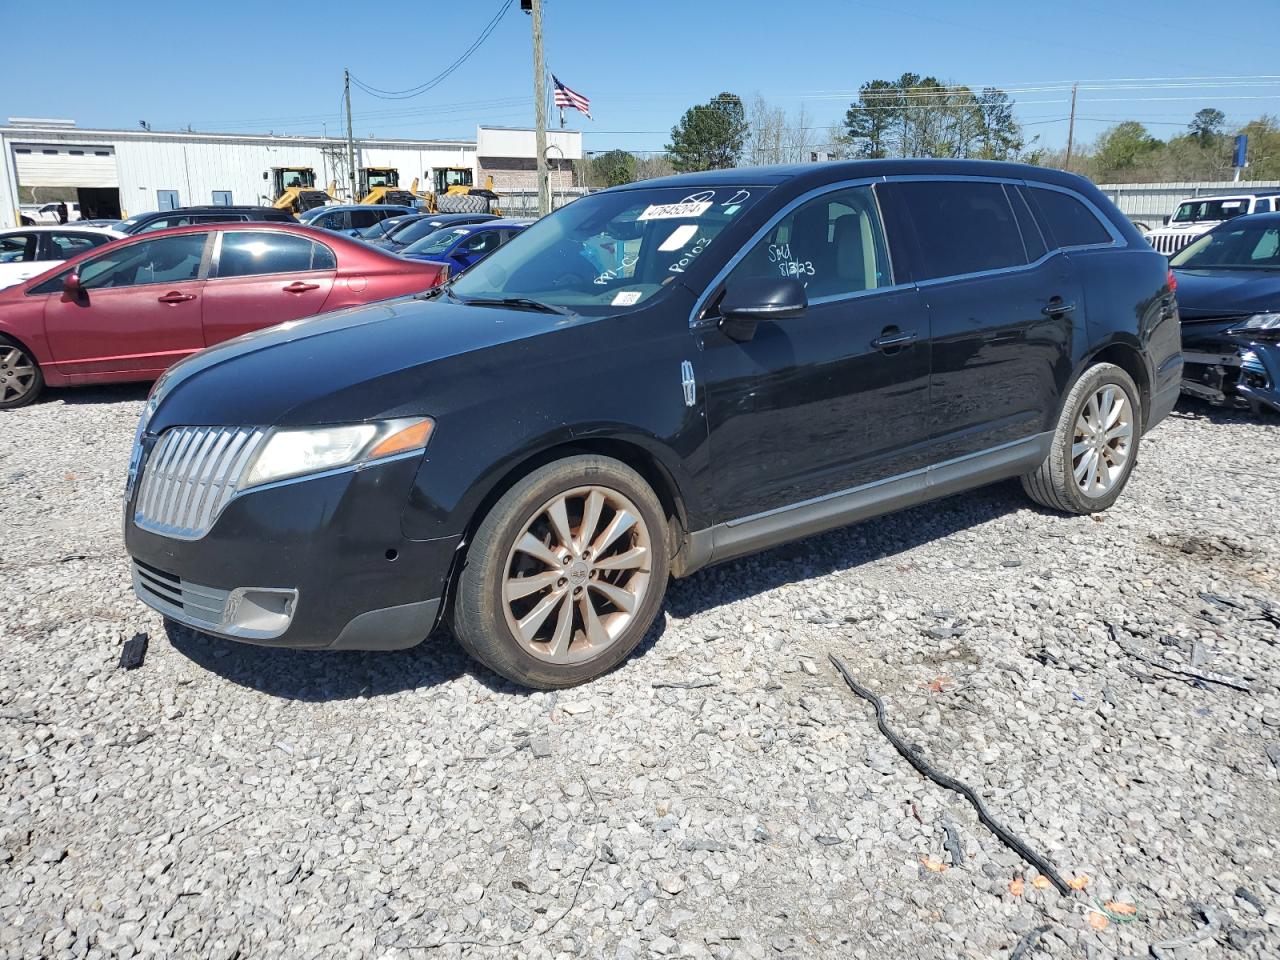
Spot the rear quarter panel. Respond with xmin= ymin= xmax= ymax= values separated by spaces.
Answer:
xmin=1069 ymin=244 xmax=1180 ymax=420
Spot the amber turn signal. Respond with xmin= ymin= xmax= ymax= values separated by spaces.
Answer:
xmin=368 ymin=418 xmax=435 ymax=459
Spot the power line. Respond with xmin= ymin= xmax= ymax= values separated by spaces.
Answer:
xmin=350 ymin=0 xmax=514 ymax=100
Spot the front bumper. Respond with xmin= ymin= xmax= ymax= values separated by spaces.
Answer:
xmin=124 ymin=450 xmax=460 ymax=650
xmin=1182 ymin=342 xmax=1280 ymax=414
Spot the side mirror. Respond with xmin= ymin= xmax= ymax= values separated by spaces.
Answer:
xmin=717 ymin=276 xmax=807 ymax=342
xmin=62 ymin=271 xmax=84 ymax=300
xmin=1162 ymin=215 xmax=1170 ymax=226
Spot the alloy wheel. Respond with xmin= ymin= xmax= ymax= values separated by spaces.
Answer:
xmin=1071 ymin=385 xmax=1133 ymax=497
xmin=0 ymin=346 xmax=37 ymax=405
xmin=501 ymin=485 xmax=653 ymax=664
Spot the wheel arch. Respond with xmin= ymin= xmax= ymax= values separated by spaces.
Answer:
xmin=434 ymin=433 xmax=695 ymax=617
xmin=1073 ymin=335 xmax=1153 ymax=429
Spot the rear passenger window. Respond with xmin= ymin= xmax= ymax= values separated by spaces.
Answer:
xmin=1029 ymin=187 xmax=1112 ymax=248
xmin=49 ymin=233 xmax=107 ymax=257
xmin=727 ymin=184 xmax=891 ymax=299
xmin=217 ymin=232 xmax=330 ymax=277
xmin=897 ymin=181 xmax=1028 ymax=280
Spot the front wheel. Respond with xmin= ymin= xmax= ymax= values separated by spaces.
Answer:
xmin=1022 ymin=362 xmax=1141 ymax=514
xmin=451 ymin=455 xmax=670 ymax=688
xmin=0 ymin=336 xmax=44 ymax=410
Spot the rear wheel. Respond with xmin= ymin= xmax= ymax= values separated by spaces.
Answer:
xmin=0 ymin=336 xmax=43 ymax=410
xmin=451 ymin=455 xmax=669 ymax=688
xmin=1021 ymin=362 xmax=1140 ymax=514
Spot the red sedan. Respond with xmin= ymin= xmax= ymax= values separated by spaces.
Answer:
xmin=0 ymin=222 xmax=446 ymax=408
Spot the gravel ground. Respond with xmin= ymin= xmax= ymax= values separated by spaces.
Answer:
xmin=2 ymin=385 xmax=1279 ymax=960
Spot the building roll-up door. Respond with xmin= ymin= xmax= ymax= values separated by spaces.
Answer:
xmin=12 ymin=144 xmax=119 ymax=188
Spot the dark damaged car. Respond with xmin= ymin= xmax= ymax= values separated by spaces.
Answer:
xmin=1171 ymin=212 xmax=1280 ymax=415
xmin=124 ymin=159 xmax=1181 ymax=689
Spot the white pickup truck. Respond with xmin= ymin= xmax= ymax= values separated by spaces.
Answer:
xmin=18 ymin=202 xmax=81 ymax=225
xmin=1145 ymin=193 xmax=1280 ymax=257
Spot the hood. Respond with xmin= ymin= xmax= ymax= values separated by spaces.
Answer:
xmin=149 ymin=295 xmax=584 ymax=431
xmin=1173 ymin=268 xmax=1280 ymax=320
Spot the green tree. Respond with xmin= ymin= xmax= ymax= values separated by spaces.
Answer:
xmin=1188 ymin=108 xmax=1226 ymax=148
xmin=1094 ymin=121 xmax=1161 ymax=172
xmin=975 ymin=87 xmax=1025 ymax=160
xmin=667 ymin=92 xmax=748 ymax=171
xmin=843 ymin=74 xmax=1025 ymax=160
xmin=1236 ymin=116 xmax=1280 ymax=179
xmin=590 ymin=149 xmax=637 ymax=187
xmin=844 ymin=79 xmax=901 ymax=158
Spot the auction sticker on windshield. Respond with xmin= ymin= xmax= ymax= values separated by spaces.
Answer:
xmin=638 ymin=201 xmax=712 ymax=221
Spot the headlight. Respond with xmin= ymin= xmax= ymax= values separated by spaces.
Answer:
xmin=241 ymin=417 xmax=434 ymax=489
xmin=1227 ymin=312 xmax=1280 ymax=336
xmin=124 ymin=393 xmax=160 ymax=498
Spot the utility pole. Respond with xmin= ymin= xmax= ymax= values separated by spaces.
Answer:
xmin=1064 ymin=82 xmax=1078 ymax=172
xmin=344 ymin=68 xmax=358 ymax=204
xmin=529 ymin=0 xmax=550 ymax=216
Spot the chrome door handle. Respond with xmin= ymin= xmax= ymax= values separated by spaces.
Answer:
xmin=157 ymin=292 xmax=195 ymax=304
xmin=872 ymin=330 xmax=917 ymax=350
xmin=1042 ymin=299 xmax=1076 ymax=316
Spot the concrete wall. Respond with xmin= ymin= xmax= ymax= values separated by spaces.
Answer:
xmin=1096 ymin=179 xmax=1280 ymax=228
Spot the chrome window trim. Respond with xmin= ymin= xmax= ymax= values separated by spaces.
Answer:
xmin=689 ymin=177 xmax=907 ymax=329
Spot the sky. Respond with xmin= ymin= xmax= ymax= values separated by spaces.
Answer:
xmin=6 ymin=0 xmax=1280 ymax=156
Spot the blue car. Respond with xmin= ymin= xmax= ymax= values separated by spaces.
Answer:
xmin=399 ymin=218 xmax=532 ymax=273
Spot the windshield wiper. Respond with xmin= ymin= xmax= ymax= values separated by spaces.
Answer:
xmin=459 ymin=296 xmax=575 ymax=317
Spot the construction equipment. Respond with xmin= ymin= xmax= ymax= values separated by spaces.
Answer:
xmin=418 ymin=168 xmax=501 ymax=214
xmin=358 ymin=168 xmax=420 ymax=207
xmin=267 ymin=167 xmax=331 ymax=213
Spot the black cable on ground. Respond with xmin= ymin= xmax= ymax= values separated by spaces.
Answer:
xmin=828 ymin=653 xmax=1075 ymax=897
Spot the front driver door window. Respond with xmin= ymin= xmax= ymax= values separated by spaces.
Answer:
xmin=42 ymin=233 xmax=210 ymax=378
xmin=698 ymin=184 xmax=934 ymax=521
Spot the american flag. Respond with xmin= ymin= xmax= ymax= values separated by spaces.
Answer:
xmin=552 ymin=75 xmax=591 ymax=120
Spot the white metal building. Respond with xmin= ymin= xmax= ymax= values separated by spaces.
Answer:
xmin=1 ymin=119 xmax=581 ymax=227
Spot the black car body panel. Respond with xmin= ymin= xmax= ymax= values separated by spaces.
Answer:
xmin=124 ymin=159 xmax=1181 ymax=651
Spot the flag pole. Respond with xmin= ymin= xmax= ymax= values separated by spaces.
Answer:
xmin=559 ymin=107 xmax=565 ymax=130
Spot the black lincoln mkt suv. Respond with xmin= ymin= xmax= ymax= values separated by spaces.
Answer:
xmin=125 ymin=159 xmax=1183 ymax=688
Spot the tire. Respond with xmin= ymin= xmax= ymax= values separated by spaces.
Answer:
xmin=437 ymin=193 xmax=489 ymax=214
xmin=1021 ymin=362 xmax=1141 ymax=514
xmin=0 ymin=335 xmax=44 ymax=410
xmin=451 ymin=454 xmax=670 ymax=688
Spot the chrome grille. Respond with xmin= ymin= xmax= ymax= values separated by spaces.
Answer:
xmin=134 ymin=426 xmax=266 ymax=539
xmin=1149 ymin=232 xmax=1195 ymax=256
xmin=132 ymin=560 xmax=231 ymax=629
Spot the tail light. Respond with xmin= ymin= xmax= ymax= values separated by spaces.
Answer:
xmin=433 ymin=263 xmax=450 ymax=287
xmin=1167 ymin=268 xmax=1177 ymax=293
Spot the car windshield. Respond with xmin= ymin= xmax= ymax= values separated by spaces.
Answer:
xmin=358 ymin=219 xmax=399 ymax=238
xmin=390 ymin=218 xmax=449 ymax=245
xmin=1171 ymin=199 xmax=1250 ymax=224
xmin=449 ymin=185 xmax=769 ymax=312
xmin=1171 ymin=222 xmax=1280 ymax=270
xmin=403 ymin=226 xmax=470 ymax=256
